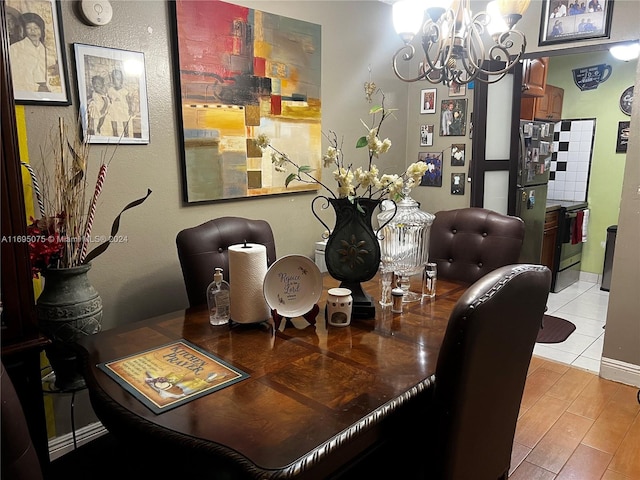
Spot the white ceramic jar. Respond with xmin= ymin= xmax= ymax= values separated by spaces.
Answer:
xmin=326 ymin=288 xmax=353 ymax=327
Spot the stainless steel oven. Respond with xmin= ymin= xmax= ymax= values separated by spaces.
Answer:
xmin=551 ymin=201 xmax=589 ymax=293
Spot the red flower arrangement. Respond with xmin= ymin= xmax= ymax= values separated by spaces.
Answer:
xmin=26 ymin=216 xmax=65 ymax=277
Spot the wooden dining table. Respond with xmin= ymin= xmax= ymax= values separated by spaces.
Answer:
xmin=78 ymin=273 xmax=468 ymax=479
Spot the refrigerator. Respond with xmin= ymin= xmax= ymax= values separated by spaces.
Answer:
xmin=516 ymin=120 xmax=554 ymax=264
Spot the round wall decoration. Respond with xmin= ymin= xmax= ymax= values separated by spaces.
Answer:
xmin=619 ymin=86 xmax=633 ymax=116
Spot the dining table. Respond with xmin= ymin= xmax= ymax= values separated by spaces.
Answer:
xmin=77 ymin=273 xmax=469 ymax=479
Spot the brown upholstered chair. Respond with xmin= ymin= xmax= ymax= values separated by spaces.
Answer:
xmin=428 ymin=263 xmax=551 ymax=479
xmin=428 ymin=207 xmax=525 ymax=284
xmin=176 ymin=216 xmax=276 ymax=307
xmin=330 ymin=264 xmax=551 ymax=479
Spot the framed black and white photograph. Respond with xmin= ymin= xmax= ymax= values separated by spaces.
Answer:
xmin=539 ymin=0 xmax=614 ymax=46
xmin=74 ymin=43 xmax=150 ymax=144
xmin=451 ymin=143 xmax=465 ymax=166
xmin=451 ymin=173 xmax=465 ymax=195
xmin=6 ymin=0 xmax=70 ymax=105
xmin=420 ymin=88 xmax=437 ymax=114
xmin=420 ymin=124 xmax=434 ymax=147
xmin=616 ymin=121 xmax=630 ymax=153
xmin=418 ymin=152 xmax=442 ymax=187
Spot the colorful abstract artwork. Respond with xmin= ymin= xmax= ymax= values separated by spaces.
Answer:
xmin=172 ymin=0 xmax=322 ymax=202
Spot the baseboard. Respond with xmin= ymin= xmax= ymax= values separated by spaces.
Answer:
xmin=48 ymin=421 xmax=108 ymax=461
xmin=579 ymin=271 xmax=599 ymax=284
xmin=600 ymin=357 xmax=640 ymax=388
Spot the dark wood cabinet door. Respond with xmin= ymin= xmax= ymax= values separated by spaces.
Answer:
xmin=541 ymin=210 xmax=559 ymax=272
xmin=522 ymin=58 xmax=548 ymax=98
xmin=1 ymin=2 xmax=50 ymax=469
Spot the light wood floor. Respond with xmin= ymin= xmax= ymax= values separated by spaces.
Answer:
xmin=509 ymin=356 xmax=640 ymax=479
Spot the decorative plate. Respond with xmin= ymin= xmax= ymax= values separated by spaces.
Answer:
xmin=619 ymin=86 xmax=633 ymax=116
xmin=263 ymin=255 xmax=323 ymax=318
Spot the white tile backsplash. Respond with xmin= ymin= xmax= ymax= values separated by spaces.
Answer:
xmin=549 ymin=119 xmax=595 ymax=202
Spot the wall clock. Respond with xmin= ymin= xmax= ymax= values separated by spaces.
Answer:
xmin=619 ymin=86 xmax=633 ymax=116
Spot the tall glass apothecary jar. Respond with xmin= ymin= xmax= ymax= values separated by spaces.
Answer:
xmin=377 ymin=189 xmax=435 ymax=302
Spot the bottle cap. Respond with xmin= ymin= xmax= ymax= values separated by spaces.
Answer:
xmin=214 ymin=267 xmax=223 ymax=282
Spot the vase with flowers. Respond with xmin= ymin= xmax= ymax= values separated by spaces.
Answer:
xmin=257 ymin=79 xmax=428 ymax=318
xmin=23 ymin=118 xmax=151 ymax=389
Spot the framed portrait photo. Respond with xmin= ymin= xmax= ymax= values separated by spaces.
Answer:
xmin=440 ymin=98 xmax=467 ymax=136
xmin=420 ymin=124 xmax=434 ymax=147
xmin=418 ymin=152 xmax=443 ymax=187
xmin=420 ymin=88 xmax=437 ymax=114
xmin=449 ymin=81 xmax=466 ymax=97
xmin=6 ymin=0 xmax=71 ymax=105
xmin=539 ymin=0 xmax=614 ymax=46
xmin=451 ymin=144 xmax=465 ymax=166
xmin=74 ymin=44 xmax=150 ymax=144
xmin=451 ymin=173 xmax=465 ymax=195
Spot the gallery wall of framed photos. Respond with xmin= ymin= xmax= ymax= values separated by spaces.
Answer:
xmin=416 ymin=80 xmax=471 ymax=203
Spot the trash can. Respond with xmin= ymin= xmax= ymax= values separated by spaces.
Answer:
xmin=601 ymin=225 xmax=617 ymax=291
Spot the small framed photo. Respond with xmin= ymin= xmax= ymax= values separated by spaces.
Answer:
xmin=616 ymin=121 xmax=630 ymax=153
xmin=449 ymin=81 xmax=466 ymax=97
xmin=451 ymin=144 xmax=465 ymax=166
xmin=420 ymin=88 xmax=437 ymax=114
xmin=440 ymin=98 xmax=467 ymax=136
xmin=539 ymin=0 xmax=614 ymax=46
xmin=74 ymin=43 xmax=150 ymax=144
xmin=451 ymin=173 xmax=465 ymax=195
xmin=418 ymin=152 xmax=442 ymax=187
xmin=6 ymin=0 xmax=71 ymax=105
xmin=420 ymin=124 xmax=434 ymax=147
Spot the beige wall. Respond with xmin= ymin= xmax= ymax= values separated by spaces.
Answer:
xmin=601 ymin=57 xmax=640 ymax=377
xmin=17 ymin=0 xmax=639 ymax=401
xmin=22 ymin=1 xmax=408 ymax=331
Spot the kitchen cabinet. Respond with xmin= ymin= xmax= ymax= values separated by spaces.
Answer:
xmin=541 ymin=209 xmax=559 ymax=273
xmin=521 ymin=57 xmax=548 ymax=97
xmin=520 ymin=84 xmax=564 ymax=122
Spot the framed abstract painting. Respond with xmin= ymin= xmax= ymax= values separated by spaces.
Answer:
xmin=171 ymin=0 xmax=322 ymax=203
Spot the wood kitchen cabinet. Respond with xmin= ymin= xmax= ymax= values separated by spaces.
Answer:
xmin=541 ymin=209 xmax=560 ymax=273
xmin=521 ymin=57 xmax=548 ymax=97
xmin=521 ymin=84 xmax=564 ymax=122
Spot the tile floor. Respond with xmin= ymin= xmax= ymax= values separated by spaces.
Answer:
xmin=534 ymin=275 xmax=609 ymax=374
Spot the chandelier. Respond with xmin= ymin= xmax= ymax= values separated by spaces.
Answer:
xmin=392 ymin=0 xmax=531 ymax=85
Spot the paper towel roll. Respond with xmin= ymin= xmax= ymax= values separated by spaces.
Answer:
xmin=228 ymin=243 xmax=271 ymax=324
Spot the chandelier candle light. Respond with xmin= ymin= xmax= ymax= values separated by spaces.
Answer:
xmin=392 ymin=0 xmax=531 ymax=85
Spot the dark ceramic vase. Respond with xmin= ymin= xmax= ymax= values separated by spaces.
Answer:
xmin=312 ymin=196 xmax=382 ymax=318
xmin=37 ymin=264 xmax=103 ymax=390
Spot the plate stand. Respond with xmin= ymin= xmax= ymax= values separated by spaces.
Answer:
xmin=271 ymin=304 xmax=319 ymax=331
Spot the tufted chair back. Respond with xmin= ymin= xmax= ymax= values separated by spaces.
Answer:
xmin=176 ymin=217 xmax=277 ymax=307
xmin=429 ymin=208 xmax=525 ymax=284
